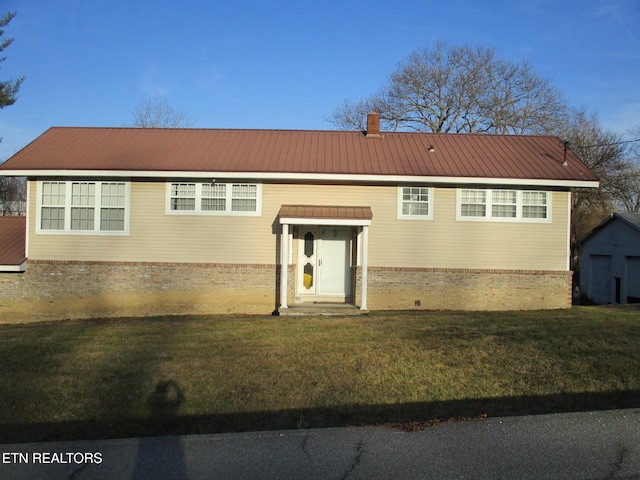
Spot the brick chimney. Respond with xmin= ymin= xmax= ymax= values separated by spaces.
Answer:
xmin=366 ymin=112 xmax=380 ymax=137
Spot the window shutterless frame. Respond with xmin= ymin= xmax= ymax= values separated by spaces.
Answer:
xmin=165 ymin=182 xmax=262 ymax=216
xmin=397 ymin=186 xmax=434 ymax=220
xmin=456 ymin=188 xmax=551 ymax=223
xmin=35 ymin=180 xmax=131 ymax=235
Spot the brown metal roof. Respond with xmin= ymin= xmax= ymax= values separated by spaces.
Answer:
xmin=279 ymin=205 xmax=373 ymax=221
xmin=0 ymin=216 xmax=26 ymax=268
xmin=0 ymin=127 xmax=599 ymax=184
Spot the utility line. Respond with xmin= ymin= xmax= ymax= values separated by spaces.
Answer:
xmin=571 ymin=137 xmax=640 ymax=149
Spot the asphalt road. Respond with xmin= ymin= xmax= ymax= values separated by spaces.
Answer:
xmin=1 ymin=409 xmax=639 ymax=479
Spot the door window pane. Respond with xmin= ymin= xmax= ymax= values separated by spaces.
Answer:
xmin=304 ymin=231 xmax=314 ymax=257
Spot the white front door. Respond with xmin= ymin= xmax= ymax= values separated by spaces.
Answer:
xmin=318 ymin=227 xmax=350 ymax=296
xmin=296 ymin=226 xmax=351 ymax=300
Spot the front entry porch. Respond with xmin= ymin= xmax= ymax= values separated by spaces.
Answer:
xmin=277 ymin=205 xmax=373 ymax=313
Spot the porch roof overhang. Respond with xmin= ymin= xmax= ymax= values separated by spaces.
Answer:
xmin=278 ymin=205 xmax=373 ymax=226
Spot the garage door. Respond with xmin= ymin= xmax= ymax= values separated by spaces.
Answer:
xmin=627 ymin=257 xmax=640 ymax=303
xmin=590 ymin=255 xmax=612 ymax=304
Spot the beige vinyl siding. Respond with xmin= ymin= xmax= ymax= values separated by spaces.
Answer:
xmin=28 ymin=181 xmax=569 ymax=270
xmin=273 ymin=185 xmax=567 ymax=271
xmin=272 ymin=185 xmax=570 ymax=270
xmin=379 ymin=188 xmax=569 ymax=270
xmin=29 ymin=181 xmax=276 ymax=263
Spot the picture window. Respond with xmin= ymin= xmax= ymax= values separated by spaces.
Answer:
xmin=38 ymin=181 xmax=129 ymax=234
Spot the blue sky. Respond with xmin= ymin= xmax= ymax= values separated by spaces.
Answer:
xmin=1 ymin=0 xmax=639 ymax=160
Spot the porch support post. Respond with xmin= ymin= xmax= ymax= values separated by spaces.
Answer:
xmin=360 ymin=225 xmax=369 ymax=311
xmin=280 ymin=223 xmax=289 ymax=310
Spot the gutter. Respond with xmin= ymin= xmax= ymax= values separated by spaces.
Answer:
xmin=0 ymin=169 xmax=600 ymax=189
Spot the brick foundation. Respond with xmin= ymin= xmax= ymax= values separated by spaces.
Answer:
xmin=360 ymin=267 xmax=572 ymax=311
xmin=0 ymin=261 xmax=571 ymax=323
xmin=0 ymin=260 xmax=280 ymax=323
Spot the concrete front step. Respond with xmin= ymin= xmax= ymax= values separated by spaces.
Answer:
xmin=278 ymin=303 xmax=367 ymax=316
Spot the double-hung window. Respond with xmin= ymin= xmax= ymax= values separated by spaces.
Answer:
xmin=37 ymin=181 xmax=129 ymax=234
xmin=231 ymin=184 xmax=258 ymax=212
xmin=70 ymin=182 xmax=95 ymax=230
xmin=491 ymin=190 xmax=517 ymax=218
xmin=170 ymin=183 xmax=197 ymax=211
xmin=40 ymin=181 xmax=66 ymax=230
xmin=457 ymin=188 xmax=550 ymax=222
xmin=398 ymin=186 xmax=434 ymax=220
xmin=100 ymin=182 xmax=127 ymax=231
xmin=460 ymin=189 xmax=487 ymax=217
xmin=167 ymin=182 xmax=261 ymax=216
xmin=522 ymin=191 xmax=548 ymax=219
xmin=201 ymin=183 xmax=226 ymax=211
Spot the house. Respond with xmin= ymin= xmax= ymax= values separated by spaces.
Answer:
xmin=579 ymin=212 xmax=640 ymax=304
xmin=0 ymin=113 xmax=599 ymax=321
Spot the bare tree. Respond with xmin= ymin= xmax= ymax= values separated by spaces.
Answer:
xmin=328 ymin=41 xmax=569 ymax=135
xmin=557 ymin=111 xmax=633 ymax=270
xmin=327 ymin=98 xmax=380 ymax=132
xmin=617 ymin=163 xmax=640 ymax=212
xmin=0 ymin=176 xmax=26 ymax=215
xmin=561 ymin=111 xmax=629 ymax=215
xmin=130 ymin=97 xmax=194 ymax=128
xmin=617 ymin=125 xmax=640 ymax=212
xmin=327 ymin=41 xmax=638 ymax=276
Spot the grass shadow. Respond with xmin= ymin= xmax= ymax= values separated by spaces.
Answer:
xmin=2 ymin=389 xmax=639 ymax=444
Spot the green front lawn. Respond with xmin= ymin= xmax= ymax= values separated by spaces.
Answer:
xmin=1 ymin=306 xmax=639 ymax=443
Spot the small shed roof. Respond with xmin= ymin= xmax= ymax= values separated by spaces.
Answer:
xmin=0 ymin=216 xmax=26 ymax=271
xmin=279 ymin=205 xmax=373 ymax=226
xmin=615 ymin=212 xmax=640 ymax=231
xmin=580 ymin=212 xmax=640 ymax=244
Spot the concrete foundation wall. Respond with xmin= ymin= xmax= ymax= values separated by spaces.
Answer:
xmin=0 ymin=261 xmax=571 ymax=323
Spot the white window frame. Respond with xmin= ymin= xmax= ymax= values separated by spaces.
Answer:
xmin=456 ymin=188 xmax=551 ymax=223
xmin=490 ymin=189 xmax=518 ymax=219
xmin=397 ymin=186 xmax=434 ymax=220
xmin=165 ymin=182 xmax=262 ymax=216
xmin=459 ymin=188 xmax=488 ymax=218
xmin=521 ymin=191 xmax=551 ymax=220
xmin=36 ymin=180 xmax=131 ymax=235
